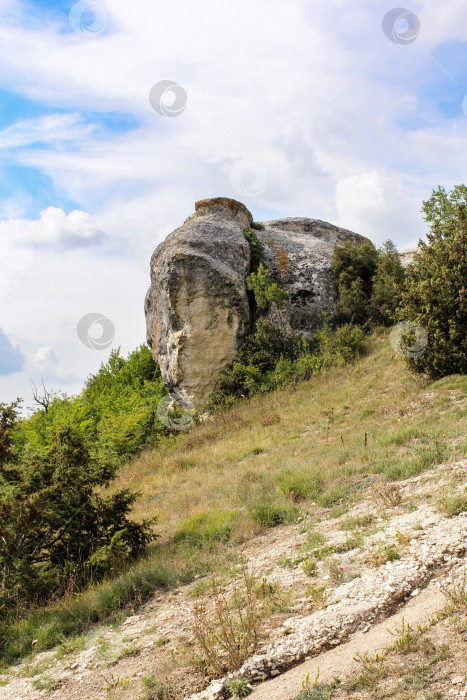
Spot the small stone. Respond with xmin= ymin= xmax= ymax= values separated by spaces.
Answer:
xmin=452 ymin=676 xmax=464 ymax=685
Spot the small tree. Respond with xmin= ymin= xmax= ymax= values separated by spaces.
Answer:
xmin=398 ymin=187 xmax=467 ymax=378
xmin=0 ymin=423 xmax=155 ymax=611
xmin=371 ymin=240 xmax=406 ymax=323
xmin=331 ymin=240 xmax=378 ymax=324
xmin=422 ymin=184 xmax=467 ymax=233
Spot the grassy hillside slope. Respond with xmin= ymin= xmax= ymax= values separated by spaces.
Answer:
xmin=116 ymin=331 xmax=465 ymax=533
xmin=0 ymin=331 xmax=465 ymax=680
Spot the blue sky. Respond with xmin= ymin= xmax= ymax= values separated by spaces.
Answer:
xmin=1 ymin=0 xmax=467 ymax=407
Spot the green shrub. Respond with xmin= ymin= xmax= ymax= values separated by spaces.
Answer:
xmin=331 ymin=240 xmax=378 ymax=324
xmin=249 ymin=221 xmax=265 ymax=231
xmin=302 ymin=558 xmax=318 ymax=576
xmin=384 ymin=543 xmax=400 ymax=562
xmin=247 ymin=262 xmax=289 ymax=310
xmin=208 ymin=320 xmax=364 ymax=408
xmin=207 ymin=320 xmax=310 ymax=406
xmin=331 ymin=238 xmax=405 ymax=326
xmin=18 ymin=346 xmax=168 ymax=464
xmin=0 ymin=424 xmax=155 ymax=614
xmin=228 ymin=677 xmax=252 ymax=697
xmin=397 ymin=185 xmax=467 ymax=378
xmin=315 ymin=321 xmax=366 ymax=368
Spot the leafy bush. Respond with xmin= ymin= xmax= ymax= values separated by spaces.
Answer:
xmin=247 ymin=262 xmax=289 ymax=311
xmin=0 ymin=422 xmax=155 ymax=613
xmin=331 ymin=239 xmax=378 ymax=324
xmin=397 ymin=186 xmax=467 ymax=378
xmin=228 ymin=678 xmax=252 ymax=698
xmin=18 ymin=345 xmax=168 ymax=465
xmin=207 ymin=320 xmax=310 ymax=406
xmin=208 ymin=320 xmax=364 ymax=408
xmin=315 ymin=321 xmax=366 ymax=368
xmin=332 ymin=239 xmax=405 ymax=325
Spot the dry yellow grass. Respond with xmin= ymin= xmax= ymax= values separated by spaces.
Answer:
xmin=114 ymin=332 xmax=467 ymax=538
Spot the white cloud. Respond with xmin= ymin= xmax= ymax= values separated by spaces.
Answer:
xmin=335 ymin=171 xmax=425 ymax=246
xmin=31 ymin=345 xmax=58 ymax=373
xmin=0 ymin=207 xmax=105 ymax=253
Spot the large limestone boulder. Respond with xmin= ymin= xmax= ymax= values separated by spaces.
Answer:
xmin=145 ymin=198 xmax=252 ymax=405
xmin=145 ymin=197 xmax=366 ymax=405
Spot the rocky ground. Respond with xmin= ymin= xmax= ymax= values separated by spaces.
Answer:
xmin=1 ymin=460 xmax=466 ymax=700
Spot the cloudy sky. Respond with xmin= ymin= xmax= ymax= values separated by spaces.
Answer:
xmin=1 ymin=0 xmax=467 ymax=407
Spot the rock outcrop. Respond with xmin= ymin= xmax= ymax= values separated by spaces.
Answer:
xmin=145 ymin=198 xmax=252 ymax=405
xmin=145 ymin=197 xmax=366 ymax=404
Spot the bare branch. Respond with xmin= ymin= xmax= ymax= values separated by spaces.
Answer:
xmin=31 ymin=379 xmax=50 ymax=413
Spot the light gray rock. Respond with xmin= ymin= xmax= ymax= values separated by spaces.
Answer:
xmin=399 ymin=246 xmax=418 ymax=267
xmin=256 ymin=217 xmax=366 ymax=337
xmin=145 ymin=198 xmax=252 ymax=405
xmin=145 ymin=198 xmax=366 ymax=404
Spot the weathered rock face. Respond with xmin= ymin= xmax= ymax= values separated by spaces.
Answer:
xmin=256 ymin=218 xmax=366 ymax=337
xmin=145 ymin=198 xmax=252 ymax=405
xmin=145 ymin=197 xmax=366 ymax=404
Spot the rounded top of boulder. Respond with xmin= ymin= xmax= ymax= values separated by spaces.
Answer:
xmin=194 ymin=197 xmax=253 ymax=228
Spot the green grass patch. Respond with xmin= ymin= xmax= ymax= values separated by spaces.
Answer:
xmin=175 ymin=509 xmax=239 ymax=546
xmin=437 ymin=488 xmax=467 ymax=517
xmin=247 ymin=498 xmax=300 ymax=527
xmin=276 ymin=467 xmax=325 ymax=501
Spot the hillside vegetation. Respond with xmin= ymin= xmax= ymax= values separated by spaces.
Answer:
xmin=1 ymin=331 xmax=465 ymax=680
